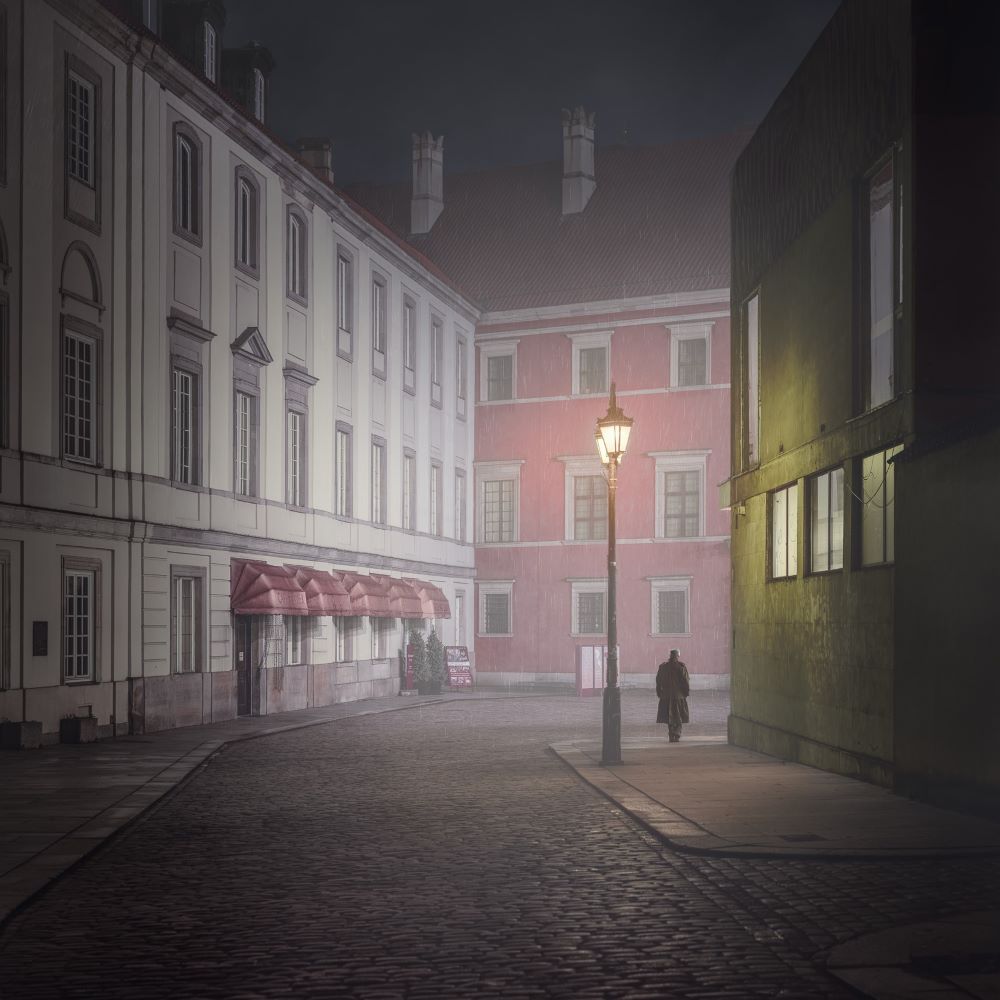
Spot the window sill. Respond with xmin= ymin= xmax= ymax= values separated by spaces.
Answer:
xmin=477 ymin=632 xmax=513 ymax=638
xmin=173 ymin=225 xmax=203 ymax=249
xmin=171 ymin=481 xmax=207 ymax=494
xmin=286 ymin=290 xmax=309 ymax=309
xmin=235 ymin=260 xmax=260 ymax=281
xmin=63 ymin=677 xmax=96 ymax=685
xmin=767 ymin=575 xmax=798 ymax=583
xmin=649 ymin=632 xmax=692 ymax=639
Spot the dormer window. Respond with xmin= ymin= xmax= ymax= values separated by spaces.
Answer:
xmin=252 ymin=68 xmax=265 ymax=123
xmin=203 ymin=22 xmax=217 ymax=83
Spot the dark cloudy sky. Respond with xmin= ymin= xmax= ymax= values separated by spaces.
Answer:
xmin=225 ymin=0 xmax=840 ymax=185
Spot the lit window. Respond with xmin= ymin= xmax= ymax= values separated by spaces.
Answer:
xmin=810 ymin=468 xmax=844 ymax=573
xmin=372 ymin=275 xmax=387 ymax=377
xmin=771 ymin=482 xmax=798 ymax=579
xmin=172 ymin=575 xmax=201 ymax=673
xmin=479 ymin=583 xmax=513 ymax=636
xmin=63 ymin=331 xmax=96 ymax=462
xmin=403 ymin=299 xmax=416 ymax=393
xmin=67 ymin=73 xmax=94 ymax=185
xmin=63 ymin=569 xmax=94 ymax=681
xmin=203 ymin=22 xmax=217 ymax=83
xmin=746 ymin=293 xmax=760 ymax=466
xmin=860 ymin=446 xmax=902 ymax=566
xmin=651 ymin=579 xmax=690 ymax=635
xmin=573 ymin=475 xmax=607 ymax=541
xmin=171 ymin=367 xmax=196 ymax=484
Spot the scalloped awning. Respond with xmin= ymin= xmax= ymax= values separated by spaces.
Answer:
xmin=404 ymin=579 xmax=451 ymax=618
xmin=231 ymin=561 xmax=309 ymax=616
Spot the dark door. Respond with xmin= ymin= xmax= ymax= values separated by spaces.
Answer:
xmin=234 ymin=615 xmax=253 ymax=716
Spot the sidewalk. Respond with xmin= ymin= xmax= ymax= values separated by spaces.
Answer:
xmin=0 ymin=691 xmax=488 ymax=926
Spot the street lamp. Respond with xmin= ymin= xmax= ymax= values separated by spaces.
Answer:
xmin=595 ymin=381 xmax=633 ymax=766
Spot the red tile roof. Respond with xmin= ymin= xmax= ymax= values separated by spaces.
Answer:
xmin=348 ymin=131 xmax=749 ymax=313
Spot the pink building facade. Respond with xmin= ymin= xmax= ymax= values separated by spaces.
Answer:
xmin=473 ymin=298 xmax=732 ymax=688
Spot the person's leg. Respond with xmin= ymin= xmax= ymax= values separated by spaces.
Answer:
xmin=668 ymin=723 xmax=680 ymax=742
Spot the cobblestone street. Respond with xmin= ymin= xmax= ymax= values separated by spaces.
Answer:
xmin=2 ymin=694 xmax=998 ymax=999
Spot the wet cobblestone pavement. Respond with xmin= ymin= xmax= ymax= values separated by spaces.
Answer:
xmin=2 ymin=694 xmax=998 ymax=999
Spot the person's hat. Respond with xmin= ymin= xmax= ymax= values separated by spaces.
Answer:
xmin=670 ymin=648 xmax=680 ymax=657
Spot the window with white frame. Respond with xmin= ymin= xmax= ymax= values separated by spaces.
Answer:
xmin=430 ymin=462 xmax=443 ymax=536
xmin=651 ymin=578 xmax=690 ymax=635
xmin=370 ymin=617 xmax=392 ymax=659
xmin=285 ymin=615 xmax=304 ymax=665
xmin=234 ymin=390 xmax=256 ymax=497
xmin=860 ymin=445 xmax=902 ymax=566
xmin=745 ymin=293 xmax=760 ymax=466
xmin=670 ymin=324 xmax=711 ymax=388
xmin=171 ymin=366 xmax=196 ymax=484
xmin=574 ymin=475 xmax=607 ymax=541
xmin=335 ymin=615 xmax=361 ymax=661
xmin=286 ymin=410 xmax=305 ymax=506
xmin=476 ymin=461 xmax=521 ymax=543
xmin=569 ymin=332 xmax=610 ymax=396
xmin=336 ymin=251 xmax=354 ymax=358
xmin=371 ymin=437 xmax=387 ymax=524
xmin=480 ymin=341 xmax=517 ymax=402
xmin=454 ymin=591 xmax=466 ymax=645
xmin=402 ymin=297 xmax=417 ymax=393
xmin=67 ymin=73 xmax=94 ymax=186
xmin=372 ymin=274 xmax=387 ymax=378
xmin=235 ymin=174 xmax=258 ymax=271
xmin=175 ymin=130 xmax=198 ymax=236
xmin=653 ymin=453 xmax=708 ymax=539
xmin=771 ymin=482 xmax=799 ymax=579
xmin=252 ymin=68 xmax=265 ymax=123
xmin=172 ymin=572 xmax=202 ymax=673
xmin=402 ymin=450 xmax=416 ymax=530
xmin=63 ymin=567 xmax=95 ymax=682
xmin=456 ymin=335 xmax=468 ymax=417
xmin=335 ymin=424 xmax=352 ymax=517
xmin=63 ymin=329 xmax=96 ymax=463
xmin=571 ymin=580 xmax=606 ymax=636
xmin=431 ymin=316 xmax=444 ymax=406
xmin=479 ymin=581 xmax=513 ymax=636
xmin=455 ymin=470 xmax=466 ymax=541
xmin=810 ymin=467 xmax=845 ymax=573
xmin=287 ymin=210 xmax=307 ymax=300
xmin=203 ymin=22 xmax=217 ymax=82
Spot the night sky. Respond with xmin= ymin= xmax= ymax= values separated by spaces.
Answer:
xmin=224 ymin=0 xmax=840 ymax=186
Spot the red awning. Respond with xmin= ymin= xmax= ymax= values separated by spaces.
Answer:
xmin=372 ymin=575 xmax=425 ymax=619
xmin=289 ymin=566 xmax=353 ymax=616
xmin=337 ymin=572 xmax=394 ymax=618
xmin=231 ymin=561 xmax=309 ymax=616
xmin=404 ymin=579 xmax=451 ymax=618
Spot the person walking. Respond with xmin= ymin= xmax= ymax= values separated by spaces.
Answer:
xmin=656 ymin=648 xmax=690 ymax=742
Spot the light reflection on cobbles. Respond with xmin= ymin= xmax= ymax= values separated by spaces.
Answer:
xmin=1 ymin=694 xmax=997 ymax=999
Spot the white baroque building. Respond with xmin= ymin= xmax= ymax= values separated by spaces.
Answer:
xmin=0 ymin=0 xmax=477 ymax=736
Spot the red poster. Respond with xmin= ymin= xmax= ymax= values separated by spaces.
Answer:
xmin=445 ymin=646 xmax=473 ymax=688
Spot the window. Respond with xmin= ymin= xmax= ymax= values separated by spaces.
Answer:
xmin=402 ymin=298 xmax=416 ymax=393
xmin=480 ymin=342 xmax=517 ymax=402
xmin=479 ymin=582 xmax=513 ymax=636
xmin=745 ymin=293 xmax=760 ymax=466
xmin=286 ymin=615 xmax=304 ymax=665
xmin=430 ymin=462 xmax=443 ymax=536
xmin=252 ymin=68 xmax=265 ymax=123
xmin=235 ymin=174 xmax=258 ymax=271
xmin=335 ymin=616 xmax=362 ymax=662
xmin=172 ymin=573 xmax=202 ymax=673
xmin=335 ymin=424 xmax=352 ymax=517
xmin=372 ymin=275 xmax=387 ymax=377
xmin=371 ymin=617 xmax=392 ymax=659
xmin=866 ymin=158 xmax=896 ymax=410
xmin=371 ymin=437 xmax=387 ymax=524
xmin=571 ymin=582 xmax=606 ymax=636
xmin=482 ymin=480 xmax=515 ymax=542
xmin=860 ymin=445 xmax=902 ymax=566
xmin=63 ymin=330 xmax=96 ymax=463
xmin=670 ymin=324 xmax=711 ymax=388
xmin=454 ymin=591 xmax=466 ymax=646
xmin=63 ymin=568 xmax=95 ymax=682
xmin=67 ymin=73 xmax=94 ymax=186
xmin=175 ymin=131 xmax=197 ymax=236
xmin=810 ymin=468 xmax=844 ymax=573
xmin=235 ymin=390 xmax=256 ymax=497
xmin=651 ymin=579 xmax=690 ymax=635
xmin=203 ymin=22 xmax=217 ymax=83
xmin=570 ymin=332 xmax=610 ymax=395
xmin=287 ymin=210 xmax=306 ymax=300
xmin=653 ymin=452 xmax=708 ymax=539
xmin=171 ymin=366 xmax=196 ymax=484
xmin=402 ymin=450 xmax=416 ymax=530
xmin=573 ymin=475 xmax=607 ymax=541
xmin=455 ymin=470 xmax=466 ymax=541
xmin=0 ymin=555 xmax=8 ymax=690
xmin=456 ymin=336 xmax=468 ymax=418
xmin=771 ymin=482 xmax=798 ymax=579
xmin=287 ymin=410 xmax=305 ymax=506
xmin=336 ymin=251 xmax=354 ymax=358
xmin=431 ymin=316 xmax=444 ymax=406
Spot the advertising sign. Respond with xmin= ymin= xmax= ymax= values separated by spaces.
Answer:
xmin=444 ymin=645 xmax=473 ymax=688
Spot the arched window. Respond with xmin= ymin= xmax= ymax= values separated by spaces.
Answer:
xmin=286 ymin=209 xmax=307 ymax=301
xmin=235 ymin=172 xmax=258 ymax=271
xmin=174 ymin=126 xmax=200 ymax=238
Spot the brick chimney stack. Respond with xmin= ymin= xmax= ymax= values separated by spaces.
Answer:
xmin=410 ymin=131 xmax=444 ymax=235
xmin=296 ymin=138 xmax=334 ymax=185
xmin=562 ymin=106 xmax=596 ymax=216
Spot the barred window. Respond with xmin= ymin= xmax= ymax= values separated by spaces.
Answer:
xmin=575 ymin=590 xmax=605 ymax=635
xmin=483 ymin=592 xmax=510 ymax=635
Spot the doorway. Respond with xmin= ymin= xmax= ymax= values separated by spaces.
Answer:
xmin=234 ymin=615 xmax=254 ymax=716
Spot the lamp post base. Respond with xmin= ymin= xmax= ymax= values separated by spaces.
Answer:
xmin=600 ymin=685 xmax=622 ymax=766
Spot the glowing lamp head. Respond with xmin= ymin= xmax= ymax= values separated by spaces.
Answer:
xmin=595 ymin=382 xmax=633 ymax=464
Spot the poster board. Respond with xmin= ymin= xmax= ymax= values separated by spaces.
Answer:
xmin=444 ymin=645 xmax=473 ymax=688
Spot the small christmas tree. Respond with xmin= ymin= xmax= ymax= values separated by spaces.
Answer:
xmin=409 ymin=628 xmax=431 ymax=689
xmin=426 ymin=627 xmax=445 ymax=689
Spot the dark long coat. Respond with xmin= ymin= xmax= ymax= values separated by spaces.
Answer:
xmin=656 ymin=658 xmax=690 ymax=726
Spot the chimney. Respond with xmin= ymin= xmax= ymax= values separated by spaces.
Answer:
xmin=296 ymin=138 xmax=334 ymax=185
xmin=561 ymin=106 xmax=596 ymax=216
xmin=410 ymin=131 xmax=444 ymax=235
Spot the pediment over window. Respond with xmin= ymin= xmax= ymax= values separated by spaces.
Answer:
xmin=230 ymin=326 xmax=273 ymax=366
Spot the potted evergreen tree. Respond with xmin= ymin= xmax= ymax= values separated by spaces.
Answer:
xmin=426 ymin=627 xmax=445 ymax=695
xmin=410 ymin=629 xmax=433 ymax=695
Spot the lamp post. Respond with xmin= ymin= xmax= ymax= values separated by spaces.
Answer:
xmin=595 ymin=382 xmax=633 ymax=766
